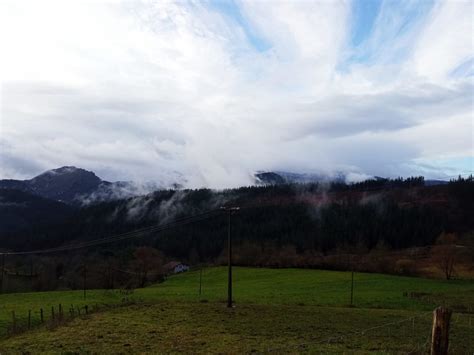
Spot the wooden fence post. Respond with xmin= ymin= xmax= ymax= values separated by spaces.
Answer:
xmin=431 ymin=307 xmax=452 ymax=355
xmin=28 ymin=310 xmax=31 ymax=329
xmin=51 ymin=306 xmax=55 ymax=321
xmin=40 ymin=308 xmax=44 ymax=323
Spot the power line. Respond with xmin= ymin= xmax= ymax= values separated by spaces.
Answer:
xmin=0 ymin=209 xmax=221 ymax=256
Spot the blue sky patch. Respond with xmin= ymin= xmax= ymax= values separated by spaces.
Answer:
xmin=451 ymin=57 xmax=474 ymax=77
xmin=207 ymin=0 xmax=271 ymax=52
xmin=343 ymin=0 xmax=435 ymax=69
xmin=350 ymin=0 xmax=382 ymax=47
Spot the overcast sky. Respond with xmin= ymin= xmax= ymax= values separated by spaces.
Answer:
xmin=0 ymin=0 xmax=472 ymax=187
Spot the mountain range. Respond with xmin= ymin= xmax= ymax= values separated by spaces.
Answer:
xmin=0 ymin=166 xmax=448 ymax=207
xmin=0 ymin=166 xmax=342 ymax=206
xmin=0 ymin=166 xmax=467 ymax=253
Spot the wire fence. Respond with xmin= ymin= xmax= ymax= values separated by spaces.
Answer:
xmin=266 ymin=311 xmax=436 ymax=353
xmin=3 ymin=296 xmax=138 ymax=337
xmin=0 ymin=206 xmax=472 ymax=352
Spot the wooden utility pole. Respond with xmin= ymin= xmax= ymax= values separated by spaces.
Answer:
xmin=0 ymin=254 xmax=5 ymax=294
xmin=83 ymin=263 xmax=87 ymax=300
xmin=221 ymin=207 xmax=239 ymax=308
xmin=349 ymin=255 xmax=355 ymax=306
xmin=350 ymin=270 xmax=354 ymax=306
xmin=199 ymin=267 xmax=203 ymax=296
xmin=431 ymin=307 xmax=452 ymax=355
xmin=29 ymin=256 xmax=34 ymax=290
xmin=227 ymin=209 xmax=232 ymax=308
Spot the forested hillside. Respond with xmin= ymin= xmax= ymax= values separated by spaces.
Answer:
xmin=2 ymin=177 xmax=472 ymax=256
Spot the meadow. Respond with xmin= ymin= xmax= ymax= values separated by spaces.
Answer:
xmin=0 ymin=267 xmax=473 ymax=353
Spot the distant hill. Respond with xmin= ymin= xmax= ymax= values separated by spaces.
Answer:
xmin=0 ymin=167 xmax=103 ymax=204
xmin=255 ymin=172 xmax=287 ymax=185
xmin=0 ymin=167 xmax=163 ymax=206
xmin=424 ymin=179 xmax=449 ymax=186
xmin=255 ymin=171 xmax=355 ymax=185
xmin=254 ymin=171 xmax=449 ymax=186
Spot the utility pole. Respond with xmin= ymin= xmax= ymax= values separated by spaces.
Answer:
xmin=221 ymin=206 xmax=239 ymax=308
xmin=83 ymin=263 xmax=87 ymax=300
xmin=30 ymin=256 xmax=34 ymax=290
xmin=350 ymin=255 xmax=354 ymax=306
xmin=350 ymin=269 xmax=354 ymax=306
xmin=199 ymin=267 xmax=202 ymax=296
xmin=0 ymin=254 xmax=5 ymax=294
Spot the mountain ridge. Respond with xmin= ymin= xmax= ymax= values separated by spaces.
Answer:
xmin=1 ymin=166 xmax=449 ymax=205
xmin=0 ymin=166 xmax=164 ymax=205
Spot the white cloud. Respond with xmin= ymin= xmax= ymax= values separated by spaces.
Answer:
xmin=411 ymin=0 xmax=474 ymax=81
xmin=0 ymin=0 xmax=472 ymax=187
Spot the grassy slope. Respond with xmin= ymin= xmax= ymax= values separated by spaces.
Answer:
xmin=0 ymin=267 xmax=473 ymax=353
xmin=141 ymin=267 xmax=474 ymax=309
xmin=4 ymin=303 xmax=474 ymax=354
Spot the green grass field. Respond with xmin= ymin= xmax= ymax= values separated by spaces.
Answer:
xmin=0 ymin=267 xmax=473 ymax=353
xmin=141 ymin=267 xmax=474 ymax=310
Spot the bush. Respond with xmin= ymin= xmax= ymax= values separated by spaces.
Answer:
xmin=394 ymin=259 xmax=417 ymax=276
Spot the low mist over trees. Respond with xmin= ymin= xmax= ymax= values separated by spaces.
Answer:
xmin=0 ymin=176 xmax=472 ymax=291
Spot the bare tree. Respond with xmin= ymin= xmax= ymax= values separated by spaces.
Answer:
xmin=432 ymin=233 xmax=459 ymax=280
xmin=131 ymin=247 xmax=163 ymax=287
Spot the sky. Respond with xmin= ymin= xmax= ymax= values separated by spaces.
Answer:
xmin=0 ymin=0 xmax=472 ymax=188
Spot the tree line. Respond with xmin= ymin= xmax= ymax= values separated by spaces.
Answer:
xmin=2 ymin=177 xmax=472 ymax=256
xmin=0 ymin=176 xmax=472 ymax=291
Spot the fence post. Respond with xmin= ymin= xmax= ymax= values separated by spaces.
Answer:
xmin=59 ymin=304 xmax=63 ymax=320
xmin=51 ymin=306 xmax=55 ymax=321
xmin=85 ymin=305 xmax=88 ymax=314
xmin=28 ymin=310 xmax=31 ymax=329
xmin=431 ymin=307 xmax=452 ymax=355
xmin=40 ymin=308 xmax=44 ymax=323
